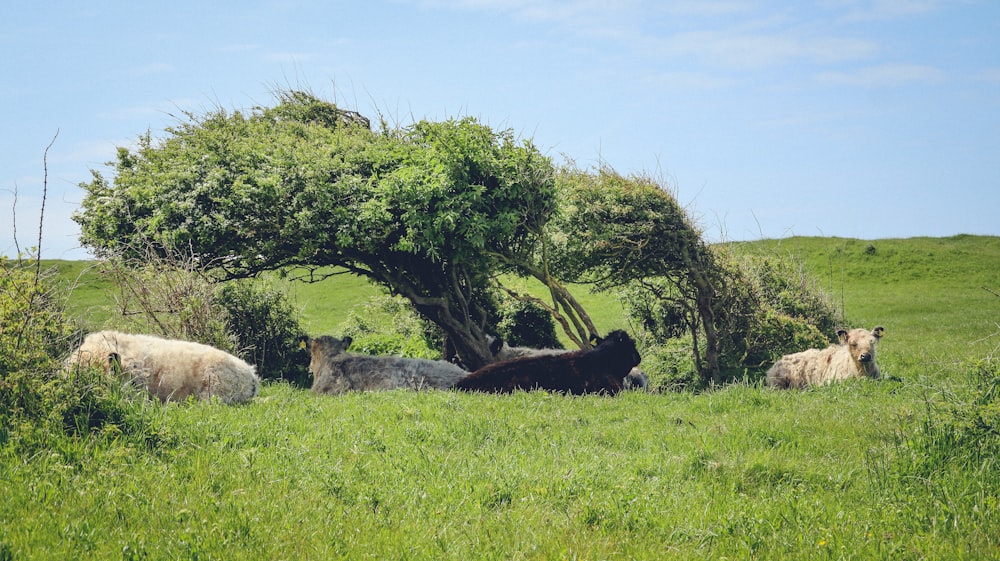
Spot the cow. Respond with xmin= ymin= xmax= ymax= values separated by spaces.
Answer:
xmin=766 ymin=326 xmax=885 ymax=389
xmin=487 ymin=336 xmax=649 ymax=391
xmin=65 ymin=330 xmax=259 ymax=404
xmin=300 ymin=335 xmax=469 ymax=394
xmin=455 ymin=330 xmax=642 ymax=395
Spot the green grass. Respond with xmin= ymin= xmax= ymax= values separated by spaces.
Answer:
xmin=0 ymin=384 xmax=929 ymax=560
xmin=2 ymin=235 xmax=999 ymax=560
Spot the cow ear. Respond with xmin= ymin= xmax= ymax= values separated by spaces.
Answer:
xmin=489 ymin=336 xmax=504 ymax=355
xmin=872 ymin=326 xmax=884 ymax=338
xmin=342 ymin=336 xmax=353 ymax=349
xmin=589 ymin=333 xmax=603 ymax=346
xmin=837 ymin=329 xmax=849 ymax=343
xmin=108 ymin=352 xmax=122 ymax=375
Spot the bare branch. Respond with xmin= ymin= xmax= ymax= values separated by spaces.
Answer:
xmin=36 ymin=130 xmax=59 ymax=282
xmin=10 ymin=182 xmax=20 ymax=258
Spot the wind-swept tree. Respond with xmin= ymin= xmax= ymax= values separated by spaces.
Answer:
xmin=548 ymin=167 xmax=726 ymax=383
xmin=74 ymin=91 xmax=557 ymax=369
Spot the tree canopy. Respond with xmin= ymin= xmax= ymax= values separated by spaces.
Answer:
xmin=75 ymin=91 xmax=557 ymax=369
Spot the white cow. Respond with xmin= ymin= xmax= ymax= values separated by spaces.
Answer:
xmin=766 ymin=326 xmax=884 ymax=389
xmin=66 ymin=331 xmax=259 ymax=404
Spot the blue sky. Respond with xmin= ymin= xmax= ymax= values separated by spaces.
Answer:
xmin=3 ymin=0 xmax=998 ymax=259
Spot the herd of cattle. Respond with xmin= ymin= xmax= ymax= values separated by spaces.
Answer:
xmin=64 ymin=324 xmax=884 ymax=404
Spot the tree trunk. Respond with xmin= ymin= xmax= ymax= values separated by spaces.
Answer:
xmin=410 ymin=298 xmax=493 ymax=370
xmin=686 ymin=257 xmax=721 ymax=384
xmin=515 ymin=262 xmax=599 ymax=349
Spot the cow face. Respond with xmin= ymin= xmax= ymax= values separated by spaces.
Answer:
xmin=600 ymin=330 xmax=642 ymax=368
xmin=842 ymin=326 xmax=883 ymax=377
xmin=301 ymin=335 xmax=353 ymax=374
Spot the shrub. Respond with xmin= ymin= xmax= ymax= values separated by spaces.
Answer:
xmin=495 ymin=297 xmax=562 ymax=349
xmin=101 ymin=254 xmax=235 ymax=354
xmin=708 ymin=247 xmax=838 ymax=367
xmin=1 ymin=257 xmax=77 ymax=441
xmin=215 ymin=281 xmax=310 ymax=386
xmin=103 ymin=251 xmax=313 ymax=385
xmin=621 ymin=246 xmax=841 ymax=388
xmin=638 ymin=338 xmax=700 ymax=392
xmin=0 ymin=257 xmax=75 ymax=374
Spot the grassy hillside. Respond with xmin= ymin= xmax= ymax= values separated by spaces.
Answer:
xmin=730 ymin=235 xmax=1000 ymax=381
xmin=3 ymin=236 xmax=998 ymax=560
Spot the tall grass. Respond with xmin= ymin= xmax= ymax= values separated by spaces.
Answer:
xmin=0 ymin=384 xmax=933 ymax=560
xmin=2 ymin=235 xmax=998 ymax=560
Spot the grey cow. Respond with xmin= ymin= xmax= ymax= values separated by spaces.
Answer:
xmin=301 ymin=335 xmax=469 ymax=394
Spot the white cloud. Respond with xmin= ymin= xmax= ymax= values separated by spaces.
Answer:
xmin=264 ymin=51 xmax=317 ymax=63
xmin=975 ymin=68 xmax=1000 ymax=84
xmin=48 ymin=139 xmax=131 ymax=168
xmin=95 ymin=98 xmax=210 ymax=121
xmin=830 ymin=0 xmax=943 ymax=22
xmin=132 ymin=62 xmax=174 ymax=76
xmin=409 ymin=0 xmax=640 ymax=33
xmin=415 ymin=0 xmax=882 ymax=71
xmin=640 ymin=70 xmax=738 ymax=90
xmin=650 ymin=30 xmax=878 ymax=69
xmin=658 ymin=0 xmax=756 ymax=17
xmin=815 ymin=63 xmax=945 ymax=87
xmin=220 ymin=43 xmax=260 ymax=53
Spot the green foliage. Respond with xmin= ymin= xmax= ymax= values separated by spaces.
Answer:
xmin=100 ymin=254 xmax=236 ymax=353
xmin=550 ymin=167 xmax=730 ymax=382
xmin=0 ymin=257 xmax=75 ymax=374
xmin=750 ymin=310 xmax=830 ymax=361
xmin=550 ymin=167 xmax=703 ymax=284
xmin=4 ymin=236 xmax=1000 ymax=559
xmin=635 ymin=337 xmax=700 ymax=391
xmin=1 ymin=256 xmax=76 ymax=443
xmin=51 ymin=366 xmax=170 ymax=448
xmin=215 ymin=281 xmax=310 ymax=386
xmin=337 ymin=294 xmax=443 ymax=359
xmin=623 ymin=245 xmax=840 ymax=387
xmin=712 ymin=246 xmax=840 ymax=368
xmin=495 ymin=297 xmax=562 ymax=349
xmin=74 ymin=90 xmax=559 ymax=369
xmin=102 ymin=254 xmax=316 ymax=384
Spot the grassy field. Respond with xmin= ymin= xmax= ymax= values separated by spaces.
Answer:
xmin=2 ymin=235 xmax=999 ymax=560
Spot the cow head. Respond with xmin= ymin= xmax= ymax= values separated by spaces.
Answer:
xmin=299 ymin=335 xmax=353 ymax=375
xmin=839 ymin=326 xmax=884 ymax=378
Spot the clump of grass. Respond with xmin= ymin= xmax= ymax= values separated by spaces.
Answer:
xmin=865 ymin=356 xmax=1000 ymax=555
